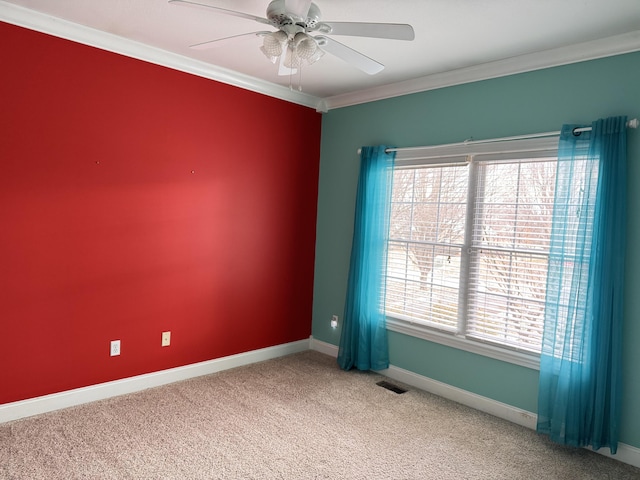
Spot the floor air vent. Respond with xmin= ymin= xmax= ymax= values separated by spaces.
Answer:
xmin=376 ymin=380 xmax=408 ymax=394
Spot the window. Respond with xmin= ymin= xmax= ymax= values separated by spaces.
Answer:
xmin=384 ymin=137 xmax=560 ymax=367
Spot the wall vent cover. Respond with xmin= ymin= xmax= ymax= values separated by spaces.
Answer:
xmin=376 ymin=380 xmax=407 ymax=394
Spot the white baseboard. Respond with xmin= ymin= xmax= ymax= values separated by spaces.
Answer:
xmin=309 ymin=336 xmax=339 ymax=357
xmin=308 ymin=337 xmax=640 ymax=469
xmin=381 ymin=363 xmax=538 ymax=429
xmin=0 ymin=338 xmax=310 ymax=424
xmin=594 ymin=442 xmax=640 ymax=469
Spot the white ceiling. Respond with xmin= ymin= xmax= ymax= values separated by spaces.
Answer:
xmin=1 ymin=0 xmax=640 ymax=111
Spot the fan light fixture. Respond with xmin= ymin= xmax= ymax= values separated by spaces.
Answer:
xmin=259 ymin=30 xmax=288 ymax=61
xmin=260 ymin=30 xmax=324 ymax=70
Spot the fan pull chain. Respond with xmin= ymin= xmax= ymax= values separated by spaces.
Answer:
xmin=288 ymin=60 xmax=294 ymax=91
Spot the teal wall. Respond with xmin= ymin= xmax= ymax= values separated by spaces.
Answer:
xmin=312 ymin=51 xmax=640 ymax=449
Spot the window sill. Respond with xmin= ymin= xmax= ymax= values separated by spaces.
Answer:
xmin=385 ymin=317 xmax=540 ymax=371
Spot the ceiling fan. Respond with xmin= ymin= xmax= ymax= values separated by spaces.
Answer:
xmin=169 ymin=0 xmax=415 ymax=77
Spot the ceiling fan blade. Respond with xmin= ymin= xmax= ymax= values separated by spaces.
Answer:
xmin=314 ymin=36 xmax=384 ymax=75
xmin=169 ymin=0 xmax=271 ymax=25
xmin=190 ymin=31 xmax=269 ymax=50
xmin=284 ymin=0 xmax=312 ymax=19
xmin=318 ymin=22 xmax=415 ymax=41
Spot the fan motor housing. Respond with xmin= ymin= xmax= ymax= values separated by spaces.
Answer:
xmin=266 ymin=0 xmax=321 ymax=29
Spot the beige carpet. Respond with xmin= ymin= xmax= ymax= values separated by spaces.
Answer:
xmin=1 ymin=351 xmax=639 ymax=479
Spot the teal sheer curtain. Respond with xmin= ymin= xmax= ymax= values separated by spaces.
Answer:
xmin=537 ymin=116 xmax=628 ymax=453
xmin=337 ymin=146 xmax=395 ymax=371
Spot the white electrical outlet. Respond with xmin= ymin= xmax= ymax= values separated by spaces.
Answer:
xmin=110 ymin=340 xmax=121 ymax=356
xmin=331 ymin=315 xmax=339 ymax=328
xmin=161 ymin=331 xmax=171 ymax=347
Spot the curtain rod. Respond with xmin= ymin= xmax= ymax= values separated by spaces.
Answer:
xmin=357 ymin=118 xmax=638 ymax=155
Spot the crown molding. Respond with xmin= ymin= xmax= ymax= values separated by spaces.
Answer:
xmin=2 ymin=1 xmax=639 ymax=113
xmin=324 ymin=30 xmax=640 ymax=110
xmin=0 ymin=1 xmax=324 ymax=111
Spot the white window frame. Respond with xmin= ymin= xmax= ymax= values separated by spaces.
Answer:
xmin=385 ymin=136 xmax=560 ymax=370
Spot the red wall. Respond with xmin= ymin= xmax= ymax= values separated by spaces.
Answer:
xmin=0 ymin=22 xmax=321 ymax=404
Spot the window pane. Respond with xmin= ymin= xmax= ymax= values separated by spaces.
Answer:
xmin=473 ymin=160 xmax=556 ymax=252
xmin=386 ymin=241 xmax=460 ymax=330
xmin=390 ymin=169 xmax=417 ymax=239
xmin=467 ymin=250 xmax=547 ymax=352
